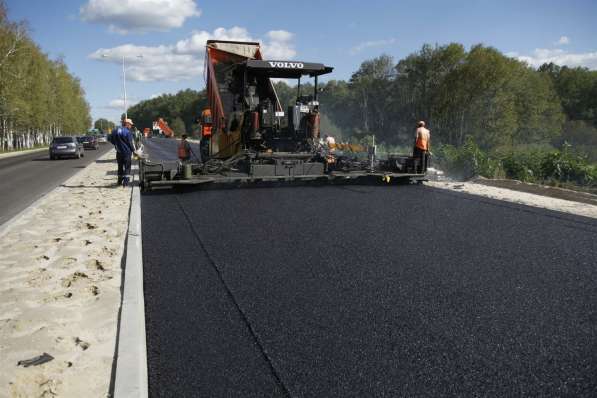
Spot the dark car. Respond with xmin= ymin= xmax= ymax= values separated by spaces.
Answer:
xmin=49 ymin=136 xmax=84 ymax=159
xmin=78 ymin=135 xmax=99 ymax=150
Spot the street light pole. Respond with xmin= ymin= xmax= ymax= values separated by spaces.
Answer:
xmin=101 ymin=53 xmax=143 ymax=122
xmin=122 ymin=55 xmax=127 ymax=120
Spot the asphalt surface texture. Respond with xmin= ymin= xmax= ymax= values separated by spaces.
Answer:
xmin=0 ymin=144 xmax=111 ymax=226
xmin=142 ymin=181 xmax=597 ymax=397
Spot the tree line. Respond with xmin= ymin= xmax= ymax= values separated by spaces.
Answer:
xmin=126 ymin=89 xmax=207 ymax=136
xmin=320 ymin=44 xmax=594 ymax=151
xmin=0 ymin=2 xmax=91 ymax=152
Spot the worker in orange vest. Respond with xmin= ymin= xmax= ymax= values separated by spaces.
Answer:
xmin=178 ymin=134 xmax=191 ymax=162
xmin=413 ymin=120 xmax=430 ymax=172
xmin=201 ymin=108 xmax=213 ymax=137
xmin=200 ymin=108 xmax=212 ymax=160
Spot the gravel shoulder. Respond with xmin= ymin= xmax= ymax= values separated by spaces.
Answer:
xmin=0 ymin=150 xmax=131 ymax=397
xmin=471 ymin=178 xmax=597 ymax=206
xmin=426 ymin=180 xmax=597 ymax=219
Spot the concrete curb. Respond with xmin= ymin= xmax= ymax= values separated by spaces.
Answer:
xmin=113 ymin=184 xmax=148 ymax=397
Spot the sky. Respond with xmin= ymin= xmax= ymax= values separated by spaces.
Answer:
xmin=6 ymin=0 xmax=597 ymax=124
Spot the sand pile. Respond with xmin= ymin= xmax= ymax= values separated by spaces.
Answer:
xmin=0 ymin=150 xmax=131 ymax=397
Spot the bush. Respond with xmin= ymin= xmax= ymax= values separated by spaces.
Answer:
xmin=435 ymin=136 xmax=500 ymax=179
xmin=539 ymin=145 xmax=595 ymax=186
xmin=498 ymin=150 xmax=544 ymax=182
xmin=435 ymin=138 xmax=597 ymax=187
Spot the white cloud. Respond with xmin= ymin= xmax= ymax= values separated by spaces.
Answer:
xmin=89 ymin=27 xmax=298 ymax=82
xmin=80 ymin=0 xmax=201 ymax=34
xmin=349 ymin=38 xmax=396 ymax=55
xmin=262 ymin=30 xmax=296 ymax=59
xmin=107 ymin=98 xmax=139 ymax=110
xmin=554 ymin=36 xmax=570 ymax=46
xmin=175 ymin=27 xmax=296 ymax=58
xmin=510 ymin=48 xmax=597 ymax=69
xmin=89 ymin=42 xmax=203 ymax=82
xmin=175 ymin=27 xmax=253 ymax=54
xmin=266 ymin=30 xmax=293 ymax=43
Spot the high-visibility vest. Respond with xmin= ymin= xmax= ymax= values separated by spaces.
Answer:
xmin=415 ymin=128 xmax=430 ymax=151
xmin=178 ymin=141 xmax=190 ymax=159
xmin=201 ymin=108 xmax=213 ymax=137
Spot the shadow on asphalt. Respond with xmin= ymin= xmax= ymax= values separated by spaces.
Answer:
xmin=141 ymin=178 xmax=418 ymax=196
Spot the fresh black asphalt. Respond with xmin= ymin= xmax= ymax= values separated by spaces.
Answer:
xmin=142 ymin=181 xmax=597 ymax=397
xmin=0 ymin=145 xmax=111 ymax=226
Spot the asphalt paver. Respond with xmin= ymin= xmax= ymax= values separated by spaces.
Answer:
xmin=142 ymin=184 xmax=597 ymax=397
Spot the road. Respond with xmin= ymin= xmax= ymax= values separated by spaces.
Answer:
xmin=0 ymin=145 xmax=112 ymax=226
xmin=141 ymin=143 xmax=597 ymax=397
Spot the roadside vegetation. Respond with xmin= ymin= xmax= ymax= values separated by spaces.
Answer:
xmin=0 ymin=1 xmax=91 ymax=152
xmin=435 ymin=139 xmax=596 ymax=192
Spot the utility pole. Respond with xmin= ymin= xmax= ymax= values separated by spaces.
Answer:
xmin=122 ymin=55 xmax=127 ymax=120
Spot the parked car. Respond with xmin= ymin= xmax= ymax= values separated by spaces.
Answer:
xmin=49 ymin=136 xmax=84 ymax=159
xmin=97 ymin=134 xmax=108 ymax=144
xmin=79 ymin=135 xmax=99 ymax=150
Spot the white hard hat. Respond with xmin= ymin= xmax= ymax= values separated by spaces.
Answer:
xmin=124 ymin=118 xmax=134 ymax=125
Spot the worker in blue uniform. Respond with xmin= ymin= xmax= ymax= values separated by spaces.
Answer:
xmin=108 ymin=118 xmax=136 ymax=187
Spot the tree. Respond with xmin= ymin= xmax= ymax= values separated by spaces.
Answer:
xmin=539 ymin=63 xmax=597 ymax=127
xmin=94 ymin=118 xmax=115 ymax=133
xmin=127 ymin=89 xmax=207 ymax=135
xmin=272 ymin=80 xmax=295 ymax=108
xmin=169 ymin=117 xmax=186 ymax=137
xmin=0 ymin=1 xmax=91 ymax=151
xmin=322 ymin=43 xmax=564 ymax=150
xmin=348 ymin=55 xmax=395 ymax=139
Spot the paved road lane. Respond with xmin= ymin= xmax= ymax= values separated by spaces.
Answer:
xmin=0 ymin=145 xmax=112 ymax=226
xmin=142 ymin=184 xmax=597 ymax=397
